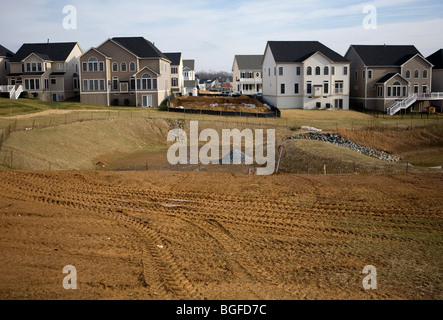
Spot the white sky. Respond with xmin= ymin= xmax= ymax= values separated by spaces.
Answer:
xmin=1 ymin=0 xmax=442 ymax=72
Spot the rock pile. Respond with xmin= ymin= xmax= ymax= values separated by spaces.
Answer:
xmin=288 ymin=132 xmax=400 ymax=163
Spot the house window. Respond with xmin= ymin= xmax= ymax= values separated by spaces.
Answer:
xmin=82 ymin=62 xmax=87 ymax=72
xmin=44 ymin=78 xmax=49 ymax=89
xmin=249 ymin=72 xmax=253 ymax=78
xmin=334 ymin=81 xmax=343 ymax=94
xmin=414 ymin=84 xmax=419 ymax=94
xmin=324 ymin=81 xmax=329 ymax=94
xmin=130 ymin=62 xmax=136 ymax=72
xmin=241 ymin=72 xmax=245 ymax=79
xmin=307 ymin=81 xmax=312 ymax=94
xmin=50 ymin=77 xmax=56 ymax=85
xmin=387 ymin=87 xmax=391 ymax=97
xmin=392 ymin=81 xmax=401 ymax=96
xmin=423 ymin=84 xmax=427 ymax=94
xmin=268 ymin=68 xmax=270 ymax=77
xmin=368 ymin=70 xmax=372 ymax=79
xmin=294 ymin=83 xmax=299 ymax=94
xmin=138 ymin=73 xmax=157 ymax=90
xmin=405 ymin=70 xmax=411 ymax=78
xmin=25 ymin=78 xmax=40 ymax=90
xmin=362 ymin=70 xmax=365 ymax=79
xmin=343 ymin=66 xmax=348 ymax=75
xmin=113 ymin=77 xmax=118 ymax=90
xmin=307 ymin=67 xmax=312 ymax=76
xmin=414 ymin=70 xmax=419 ymax=79
xmin=88 ymin=57 xmax=98 ymax=72
xmin=423 ymin=70 xmax=428 ymax=78
xmin=402 ymin=86 xmax=407 ymax=97
xmin=57 ymin=63 xmax=64 ymax=70
xmin=130 ymin=77 xmax=135 ymax=90
xmin=315 ymin=66 xmax=320 ymax=75
xmin=355 ymin=70 xmax=358 ymax=79
xmin=99 ymin=62 xmax=104 ymax=72
xmin=296 ymin=66 xmax=301 ymax=75
xmin=377 ymin=86 xmax=383 ymax=97
xmin=83 ymin=79 xmax=88 ymax=91
xmin=331 ymin=66 xmax=335 ymax=75
xmin=121 ymin=62 xmax=127 ymax=72
xmin=100 ymin=79 xmax=105 ymax=91
xmin=280 ymin=83 xmax=285 ymax=94
xmin=112 ymin=62 xmax=118 ymax=72
xmin=73 ymin=78 xmax=79 ymax=90
xmin=278 ymin=67 xmax=283 ymax=76
xmin=172 ymin=77 xmax=178 ymax=87
xmin=335 ymin=99 xmax=343 ymax=109
xmin=324 ymin=66 xmax=329 ymax=75
xmin=171 ymin=66 xmax=177 ymax=74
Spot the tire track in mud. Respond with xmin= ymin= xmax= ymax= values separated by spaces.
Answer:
xmin=0 ymin=172 xmax=204 ymax=300
xmin=1 ymin=171 xmax=441 ymax=300
xmin=0 ymin=171 xmax=439 ymax=245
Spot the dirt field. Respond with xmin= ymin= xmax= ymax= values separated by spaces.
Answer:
xmin=170 ymin=95 xmax=271 ymax=113
xmin=0 ymin=170 xmax=441 ymax=300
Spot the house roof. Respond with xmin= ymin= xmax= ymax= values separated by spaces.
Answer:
xmin=376 ymin=73 xmax=400 ymax=84
xmin=0 ymin=44 xmax=14 ymax=58
xmin=427 ymin=49 xmax=443 ymax=69
xmin=184 ymin=79 xmax=198 ymax=87
xmin=234 ymin=55 xmax=263 ymax=70
xmin=221 ymin=82 xmax=233 ymax=88
xmin=164 ymin=52 xmax=182 ymax=65
xmin=183 ymin=59 xmax=195 ymax=70
xmin=111 ymin=37 xmax=169 ymax=60
xmin=10 ymin=42 xmax=78 ymax=62
xmin=349 ymin=45 xmax=422 ymax=66
xmin=267 ymin=41 xmax=348 ymax=63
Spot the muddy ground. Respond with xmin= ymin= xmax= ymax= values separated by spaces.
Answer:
xmin=0 ymin=170 xmax=441 ymax=300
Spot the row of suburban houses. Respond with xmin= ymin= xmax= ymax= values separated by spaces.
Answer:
xmin=1 ymin=37 xmax=442 ymax=114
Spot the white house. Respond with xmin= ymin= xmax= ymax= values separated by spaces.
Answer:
xmin=183 ymin=59 xmax=198 ymax=95
xmin=232 ymin=55 xmax=263 ymax=95
xmin=262 ymin=41 xmax=350 ymax=109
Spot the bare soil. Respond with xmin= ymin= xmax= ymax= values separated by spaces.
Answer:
xmin=0 ymin=170 xmax=441 ymax=300
xmin=170 ymin=95 xmax=270 ymax=113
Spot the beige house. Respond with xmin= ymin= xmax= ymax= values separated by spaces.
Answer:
xmin=0 ymin=45 xmax=14 ymax=85
xmin=345 ymin=45 xmax=439 ymax=114
xmin=80 ymin=37 xmax=171 ymax=107
xmin=6 ymin=42 xmax=82 ymax=101
xmin=165 ymin=52 xmax=185 ymax=95
xmin=232 ymin=55 xmax=263 ymax=95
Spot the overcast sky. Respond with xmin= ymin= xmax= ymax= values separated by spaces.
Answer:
xmin=1 ymin=0 xmax=442 ymax=72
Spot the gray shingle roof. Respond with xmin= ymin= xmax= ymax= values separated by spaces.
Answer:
xmin=164 ymin=52 xmax=182 ymax=65
xmin=350 ymin=45 xmax=421 ymax=66
xmin=183 ymin=59 xmax=195 ymax=70
xmin=112 ymin=37 xmax=169 ymax=60
xmin=234 ymin=55 xmax=263 ymax=70
xmin=0 ymin=44 xmax=14 ymax=58
xmin=427 ymin=49 xmax=443 ymax=69
xmin=267 ymin=41 xmax=348 ymax=63
xmin=10 ymin=42 xmax=78 ymax=62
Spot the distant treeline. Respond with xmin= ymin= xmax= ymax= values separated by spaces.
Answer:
xmin=195 ymin=70 xmax=233 ymax=80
